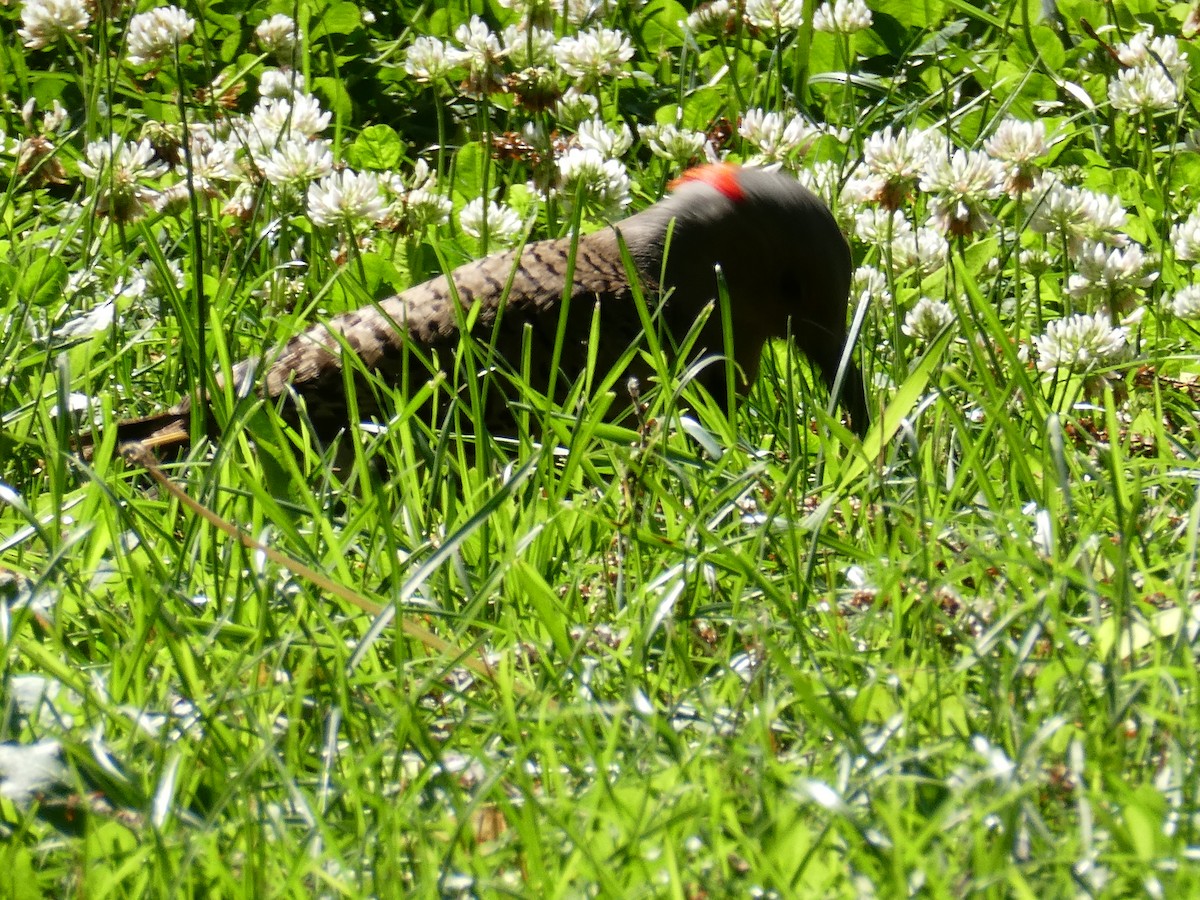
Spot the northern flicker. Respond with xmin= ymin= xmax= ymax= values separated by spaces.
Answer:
xmin=87 ymin=164 xmax=867 ymax=455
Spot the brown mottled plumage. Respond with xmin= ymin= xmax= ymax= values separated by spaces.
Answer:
xmin=87 ymin=164 xmax=867 ymax=454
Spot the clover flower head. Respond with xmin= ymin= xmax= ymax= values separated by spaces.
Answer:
xmin=812 ymin=0 xmax=872 ymax=34
xmin=1066 ymin=240 xmax=1156 ymax=306
xmin=557 ymin=147 xmax=631 ymax=215
xmin=256 ymin=14 xmax=299 ymax=59
xmin=19 ymin=0 xmax=90 ymax=50
xmin=575 ymin=117 xmax=633 ymax=159
xmin=919 ymin=149 xmax=1005 ymax=236
xmin=404 ymin=36 xmax=466 ymax=82
xmin=1033 ymin=312 xmax=1128 ymax=374
xmin=1171 ymin=210 xmax=1200 ymax=262
xmin=901 ymin=297 xmax=954 ymax=342
xmin=554 ymin=27 xmax=633 ymax=82
xmin=739 ymin=109 xmax=819 ymax=164
xmin=126 ymin=6 xmax=195 ymax=67
xmin=1109 ymin=65 xmax=1181 ymax=115
xmin=308 ymin=170 xmax=388 ymax=229
xmin=860 ymin=126 xmax=937 ymax=209
xmin=460 ymin=198 xmax=525 ymax=246
xmin=744 ymin=0 xmax=804 ymax=34
xmin=260 ymin=137 xmax=334 ymax=187
xmin=1170 ymin=285 xmax=1200 ymax=319
xmin=642 ymin=123 xmax=707 ymax=167
xmin=78 ymin=136 xmax=168 ymax=222
xmin=686 ymin=0 xmax=737 ymax=36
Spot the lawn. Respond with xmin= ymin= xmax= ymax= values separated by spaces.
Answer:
xmin=2 ymin=0 xmax=1199 ymax=896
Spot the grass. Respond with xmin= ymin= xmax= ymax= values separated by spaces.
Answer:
xmin=3 ymin=0 xmax=1200 ymax=896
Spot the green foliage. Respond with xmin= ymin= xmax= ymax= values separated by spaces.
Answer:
xmin=2 ymin=0 xmax=1200 ymax=896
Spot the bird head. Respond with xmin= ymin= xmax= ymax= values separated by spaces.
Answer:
xmin=644 ymin=163 xmax=867 ymax=433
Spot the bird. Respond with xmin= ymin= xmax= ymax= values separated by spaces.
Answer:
xmin=84 ymin=163 xmax=867 ymax=456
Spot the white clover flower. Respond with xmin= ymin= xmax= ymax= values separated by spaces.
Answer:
xmin=852 ymin=264 xmax=890 ymax=303
xmin=255 ymin=14 xmax=298 ymax=59
xmin=854 ymin=207 xmax=912 ymax=246
xmin=515 ymin=120 xmax=553 ymax=157
xmin=460 ymin=198 xmax=524 ymax=245
xmin=78 ymin=136 xmax=168 ymax=222
xmin=1170 ymin=285 xmax=1200 ymax=319
xmin=180 ymin=120 xmax=216 ymax=153
xmin=1116 ymin=28 xmax=1189 ymax=82
xmin=892 ymin=226 xmax=947 ymax=274
xmin=642 ymin=123 xmax=707 ymax=166
xmin=554 ymin=27 xmax=634 ymax=82
xmin=984 ymin=118 xmax=1049 ymax=195
xmin=919 ymin=149 xmax=1005 ymax=237
xmin=1022 ymin=178 xmax=1080 ymax=232
xmin=860 ymin=125 xmax=937 ymax=209
xmin=1026 ymin=178 xmax=1127 ymax=250
xmin=686 ymin=0 xmax=737 ymax=36
xmin=506 ymin=66 xmax=558 ymax=113
xmin=822 ymin=123 xmax=853 ymax=144
xmin=863 ymin=126 xmax=936 ymax=175
xmin=1019 ymin=247 xmax=1054 ymax=275
xmin=40 ymin=99 xmax=70 ymax=133
xmin=739 ymin=109 xmax=819 ymax=163
xmin=1077 ymin=188 xmax=1127 ymax=238
xmin=1109 ymin=64 xmax=1181 ymax=114
xmin=812 ymin=0 xmax=872 ymax=34
xmin=16 ymin=134 xmax=70 ymax=189
xmin=223 ymin=182 xmax=258 ymax=219
xmin=387 ymin=160 xmax=452 ymax=231
xmin=797 ymin=160 xmax=842 ymax=209
xmin=245 ymin=94 xmax=331 ymax=152
xmin=454 ymin=15 xmax=507 ymax=77
xmin=744 ymin=0 xmax=804 ymax=34
xmin=259 ymin=137 xmax=333 ymax=187
xmin=308 ymin=170 xmax=388 ymax=229
xmin=839 ymin=170 xmax=878 ymax=208
xmin=1066 ymin=241 xmax=1156 ymax=304
xmin=985 ymin=118 xmax=1048 ymax=164
xmin=1106 ymin=27 xmax=1188 ymax=115
xmin=557 ymin=147 xmax=631 ymax=215
xmin=901 ymin=297 xmax=954 ymax=342
xmin=126 ymin=6 xmax=195 ymax=67
xmin=188 ymin=139 xmax=240 ymax=188
xmin=1172 ymin=210 xmax=1200 ymax=261
xmin=1033 ymin=312 xmax=1128 ymax=374
xmin=575 ymin=117 xmax=633 ymax=159
xmin=140 ymin=257 xmax=186 ymax=300
xmin=406 ymin=158 xmax=437 ymax=194
xmin=260 ymin=68 xmax=305 ymax=99
xmin=403 ymin=188 xmax=452 ymax=229
xmin=554 ymin=89 xmax=600 ymax=126
xmin=19 ymin=0 xmax=90 ymax=50
xmin=502 ymin=25 xmax=557 ymax=69
xmin=404 ymin=35 xmax=466 ymax=82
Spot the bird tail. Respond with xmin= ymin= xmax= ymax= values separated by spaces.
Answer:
xmin=76 ymin=410 xmax=191 ymax=459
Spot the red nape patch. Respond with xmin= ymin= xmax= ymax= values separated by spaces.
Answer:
xmin=669 ymin=163 xmax=746 ymax=203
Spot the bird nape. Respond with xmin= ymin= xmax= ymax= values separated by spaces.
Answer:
xmin=80 ymin=163 xmax=867 ymax=458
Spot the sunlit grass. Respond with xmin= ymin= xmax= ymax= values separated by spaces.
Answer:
xmin=2 ymin=0 xmax=1200 ymax=895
